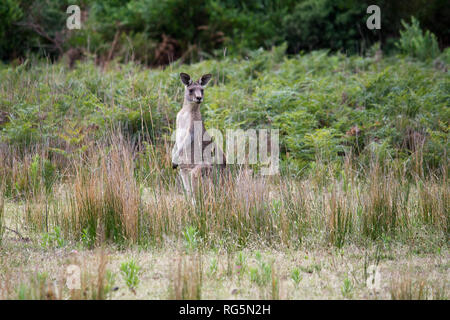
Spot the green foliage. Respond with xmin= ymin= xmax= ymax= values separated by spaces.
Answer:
xmin=29 ymin=155 xmax=57 ymax=195
xmin=120 ymin=259 xmax=141 ymax=290
xmin=235 ymin=251 xmax=246 ymax=277
xmin=341 ymin=277 xmax=353 ymax=298
xmin=290 ymin=267 xmax=302 ymax=286
xmin=0 ymin=0 xmax=24 ymax=60
xmin=396 ymin=17 xmax=440 ymax=61
xmin=249 ymin=252 xmax=273 ymax=286
xmin=283 ymin=0 xmax=366 ymax=53
xmin=41 ymin=226 xmax=65 ymax=248
xmin=207 ymin=257 xmax=218 ymax=276
xmin=81 ymin=227 xmax=95 ymax=249
xmin=1 ymin=48 xmax=448 ymax=176
xmin=1 ymin=1 xmax=447 ymax=63
xmin=104 ymin=270 xmax=117 ymax=298
xmin=16 ymin=272 xmax=49 ymax=300
xmin=183 ymin=225 xmax=200 ymax=251
xmin=3 ymin=152 xmax=57 ymax=198
xmin=206 ymin=0 xmax=294 ymax=55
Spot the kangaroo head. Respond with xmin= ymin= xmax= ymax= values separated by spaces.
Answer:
xmin=180 ymin=73 xmax=212 ymax=104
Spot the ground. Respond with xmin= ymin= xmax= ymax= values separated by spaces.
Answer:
xmin=1 ymin=201 xmax=448 ymax=300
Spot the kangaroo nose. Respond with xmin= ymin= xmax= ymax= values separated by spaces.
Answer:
xmin=196 ymin=97 xmax=202 ymax=102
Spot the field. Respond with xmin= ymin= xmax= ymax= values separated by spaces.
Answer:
xmin=0 ymin=47 xmax=449 ymax=299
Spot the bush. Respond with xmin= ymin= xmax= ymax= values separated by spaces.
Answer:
xmin=1 ymin=1 xmax=448 ymax=64
xmin=396 ymin=17 xmax=440 ymax=60
xmin=1 ymin=47 xmax=448 ymax=175
xmin=120 ymin=260 xmax=141 ymax=290
xmin=0 ymin=0 xmax=24 ymax=60
xmin=283 ymin=0 xmax=367 ymax=54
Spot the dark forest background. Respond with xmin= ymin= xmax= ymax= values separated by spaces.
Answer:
xmin=1 ymin=0 xmax=449 ymax=65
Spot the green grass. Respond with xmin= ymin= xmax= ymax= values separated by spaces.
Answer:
xmin=120 ymin=260 xmax=141 ymax=290
xmin=1 ymin=47 xmax=448 ymax=179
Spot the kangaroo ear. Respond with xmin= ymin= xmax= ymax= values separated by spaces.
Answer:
xmin=199 ymin=74 xmax=212 ymax=86
xmin=180 ymin=73 xmax=192 ymax=86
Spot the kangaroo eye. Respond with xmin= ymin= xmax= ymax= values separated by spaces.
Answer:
xmin=200 ymin=89 xmax=204 ymax=94
xmin=189 ymin=89 xmax=194 ymax=95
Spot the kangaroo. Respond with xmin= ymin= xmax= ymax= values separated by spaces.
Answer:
xmin=171 ymin=73 xmax=226 ymax=197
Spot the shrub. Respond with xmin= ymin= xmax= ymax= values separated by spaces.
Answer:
xmin=183 ymin=225 xmax=200 ymax=251
xmin=396 ymin=17 xmax=440 ymax=60
xmin=0 ymin=0 xmax=24 ymax=61
xmin=341 ymin=277 xmax=353 ymax=298
xmin=1 ymin=1 xmax=448 ymax=64
xmin=290 ymin=267 xmax=302 ymax=286
xmin=120 ymin=259 xmax=141 ymax=290
xmin=41 ymin=226 xmax=65 ymax=248
xmin=283 ymin=0 xmax=367 ymax=54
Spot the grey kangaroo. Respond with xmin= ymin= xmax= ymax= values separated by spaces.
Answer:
xmin=171 ymin=73 xmax=226 ymax=197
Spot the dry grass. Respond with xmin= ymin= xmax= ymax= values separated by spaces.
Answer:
xmin=0 ymin=246 xmax=115 ymax=300
xmin=0 ymin=242 xmax=447 ymax=300
xmin=68 ymin=136 xmax=141 ymax=244
xmin=0 ymin=185 xmax=4 ymax=245
xmin=0 ymin=132 xmax=448 ymax=300
xmin=389 ymin=273 xmax=448 ymax=300
xmin=6 ymin=136 xmax=448 ymax=250
xmin=168 ymin=254 xmax=203 ymax=300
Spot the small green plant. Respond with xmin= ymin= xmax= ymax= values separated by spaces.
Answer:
xmin=183 ymin=225 xmax=200 ymax=251
xmin=208 ymin=257 xmax=218 ymax=277
xmin=341 ymin=277 xmax=353 ymax=298
xmin=41 ymin=226 xmax=65 ymax=248
xmin=120 ymin=259 xmax=141 ymax=290
xmin=81 ymin=227 xmax=95 ymax=249
xmin=249 ymin=267 xmax=260 ymax=284
xmin=235 ymin=251 xmax=246 ymax=277
xmin=291 ymin=267 xmax=302 ymax=286
xmin=29 ymin=155 xmax=57 ymax=195
xmin=17 ymin=283 xmax=31 ymax=300
xmin=250 ymin=253 xmax=273 ymax=287
xmin=103 ymin=270 xmax=117 ymax=298
xmin=271 ymin=267 xmax=280 ymax=300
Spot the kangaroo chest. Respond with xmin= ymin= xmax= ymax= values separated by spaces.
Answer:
xmin=176 ymin=108 xmax=211 ymax=168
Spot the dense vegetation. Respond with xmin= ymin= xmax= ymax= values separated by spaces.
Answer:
xmin=1 ymin=40 xmax=449 ymax=188
xmin=0 ymin=19 xmax=448 ymax=250
xmin=1 ymin=0 xmax=449 ymax=64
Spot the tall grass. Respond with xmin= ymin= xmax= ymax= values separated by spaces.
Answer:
xmin=361 ymin=162 xmax=405 ymax=240
xmin=62 ymin=134 xmax=141 ymax=245
xmin=169 ymin=254 xmax=203 ymax=300
xmin=0 ymin=185 xmax=4 ymax=245
xmin=0 ymin=145 xmax=57 ymax=199
xmin=10 ymin=131 xmax=448 ymax=250
xmin=417 ymin=174 xmax=449 ymax=233
xmin=389 ymin=274 xmax=447 ymax=300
